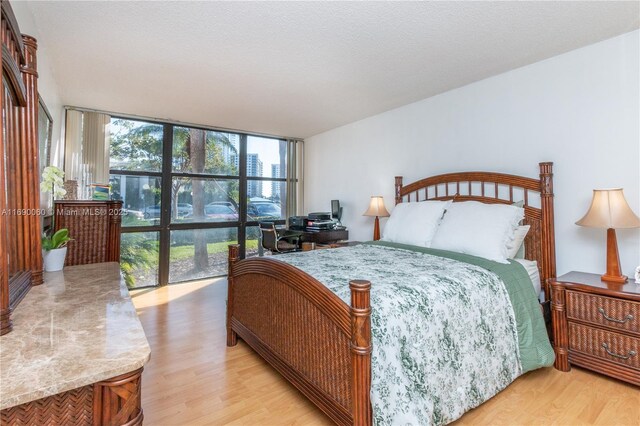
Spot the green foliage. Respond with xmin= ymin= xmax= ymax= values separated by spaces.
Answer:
xmin=120 ymin=234 xmax=159 ymax=288
xmin=121 ymin=215 xmax=154 ymax=227
xmin=110 ymin=120 xmax=240 ymax=212
xmin=109 ymin=120 xmax=239 ymax=176
xmin=170 ymin=128 xmax=239 ymax=221
xmin=169 ymin=239 xmax=258 ymax=262
xmin=172 ymin=127 xmax=238 ymax=175
xmin=120 ymin=237 xmax=255 ymax=288
xmin=42 ymin=228 xmax=72 ymax=251
xmin=109 ymin=120 xmax=164 ymax=171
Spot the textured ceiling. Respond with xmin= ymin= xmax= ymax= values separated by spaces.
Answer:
xmin=26 ymin=1 xmax=640 ymax=138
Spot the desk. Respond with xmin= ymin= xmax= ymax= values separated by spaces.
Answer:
xmin=258 ymin=228 xmax=349 ymax=256
xmin=297 ymin=229 xmax=349 ymax=244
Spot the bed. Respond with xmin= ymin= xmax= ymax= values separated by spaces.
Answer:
xmin=226 ymin=162 xmax=557 ymax=425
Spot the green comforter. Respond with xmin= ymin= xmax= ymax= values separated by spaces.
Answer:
xmin=277 ymin=241 xmax=554 ymax=425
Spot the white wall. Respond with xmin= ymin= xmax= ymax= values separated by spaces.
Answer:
xmin=11 ymin=1 xmax=64 ymax=169
xmin=305 ymin=30 xmax=640 ymax=278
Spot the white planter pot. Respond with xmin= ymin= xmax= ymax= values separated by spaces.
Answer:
xmin=43 ymin=247 xmax=67 ymax=272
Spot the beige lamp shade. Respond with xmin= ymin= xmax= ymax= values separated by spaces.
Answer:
xmin=363 ymin=196 xmax=390 ymax=217
xmin=576 ymin=189 xmax=640 ymax=229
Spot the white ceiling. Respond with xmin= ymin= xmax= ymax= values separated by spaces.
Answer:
xmin=26 ymin=1 xmax=639 ymax=138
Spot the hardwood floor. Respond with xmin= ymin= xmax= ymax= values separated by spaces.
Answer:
xmin=131 ymin=279 xmax=639 ymax=425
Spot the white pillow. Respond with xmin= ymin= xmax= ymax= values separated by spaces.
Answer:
xmin=381 ymin=200 xmax=451 ymax=247
xmin=506 ymin=225 xmax=530 ymax=259
xmin=431 ymin=201 xmax=524 ymax=263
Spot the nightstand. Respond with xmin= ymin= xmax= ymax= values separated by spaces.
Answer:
xmin=550 ymin=272 xmax=639 ymax=386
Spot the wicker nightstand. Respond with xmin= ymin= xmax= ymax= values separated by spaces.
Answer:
xmin=550 ymin=272 xmax=639 ymax=386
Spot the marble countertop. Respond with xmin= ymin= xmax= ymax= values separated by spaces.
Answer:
xmin=0 ymin=263 xmax=151 ymax=410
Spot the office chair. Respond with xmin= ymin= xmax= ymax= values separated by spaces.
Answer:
xmin=259 ymin=222 xmax=301 ymax=254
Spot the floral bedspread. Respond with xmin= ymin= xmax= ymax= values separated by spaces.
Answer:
xmin=277 ymin=244 xmax=530 ymax=425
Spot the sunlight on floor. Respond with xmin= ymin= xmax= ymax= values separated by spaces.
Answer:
xmin=130 ymin=276 xmax=226 ymax=309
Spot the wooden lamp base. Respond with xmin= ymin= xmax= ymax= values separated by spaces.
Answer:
xmin=373 ymin=216 xmax=381 ymax=241
xmin=601 ymin=228 xmax=627 ymax=283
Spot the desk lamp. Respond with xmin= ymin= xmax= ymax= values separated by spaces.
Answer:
xmin=576 ymin=188 xmax=640 ymax=283
xmin=363 ymin=196 xmax=390 ymax=241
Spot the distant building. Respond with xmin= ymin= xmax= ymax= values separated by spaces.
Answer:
xmin=271 ymin=164 xmax=280 ymax=178
xmin=271 ymin=164 xmax=281 ymax=202
xmin=247 ymin=153 xmax=263 ymax=198
xmin=222 ymin=133 xmax=240 ymax=172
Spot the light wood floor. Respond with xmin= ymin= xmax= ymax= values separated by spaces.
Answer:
xmin=131 ymin=279 xmax=639 ymax=425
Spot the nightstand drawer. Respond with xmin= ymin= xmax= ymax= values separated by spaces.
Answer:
xmin=566 ymin=291 xmax=639 ymax=335
xmin=569 ymin=322 xmax=639 ymax=369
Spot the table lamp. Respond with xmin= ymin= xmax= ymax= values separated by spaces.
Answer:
xmin=363 ymin=196 xmax=390 ymax=241
xmin=576 ymin=188 xmax=640 ymax=283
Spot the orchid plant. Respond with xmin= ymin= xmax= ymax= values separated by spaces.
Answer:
xmin=40 ymin=166 xmax=67 ymax=199
xmin=40 ymin=166 xmax=70 ymax=249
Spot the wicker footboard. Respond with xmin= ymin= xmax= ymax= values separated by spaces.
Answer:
xmin=227 ymin=245 xmax=372 ymax=425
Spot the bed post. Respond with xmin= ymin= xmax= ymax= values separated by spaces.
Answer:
xmin=350 ymin=280 xmax=372 ymax=426
xmin=227 ymin=244 xmax=239 ymax=347
xmin=395 ymin=176 xmax=403 ymax=205
xmin=539 ymin=162 xmax=556 ymax=301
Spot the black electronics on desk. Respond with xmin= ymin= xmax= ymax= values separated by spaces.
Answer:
xmin=288 ymin=213 xmax=345 ymax=231
xmin=288 ymin=216 xmax=307 ymax=230
xmin=288 ymin=200 xmax=346 ymax=232
xmin=306 ymin=212 xmax=334 ymax=231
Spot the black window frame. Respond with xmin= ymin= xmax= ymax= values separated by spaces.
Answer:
xmin=108 ymin=116 xmax=295 ymax=288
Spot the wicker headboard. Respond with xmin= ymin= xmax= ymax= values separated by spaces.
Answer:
xmin=394 ymin=162 xmax=556 ymax=299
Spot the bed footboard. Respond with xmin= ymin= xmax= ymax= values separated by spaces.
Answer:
xmin=227 ymin=245 xmax=372 ymax=425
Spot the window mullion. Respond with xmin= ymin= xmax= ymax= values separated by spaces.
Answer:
xmin=238 ymin=134 xmax=248 ymax=258
xmin=158 ymin=123 xmax=174 ymax=286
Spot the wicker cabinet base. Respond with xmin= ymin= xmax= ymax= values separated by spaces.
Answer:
xmin=0 ymin=386 xmax=93 ymax=426
xmin=1 ymin=368 xmax=143 ymax=426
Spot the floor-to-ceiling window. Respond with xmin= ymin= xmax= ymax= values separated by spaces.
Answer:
xmin=107 ymin=116 xmax=295 ymax=288
xmin=109 ymin=118 xmax=164 ymax=288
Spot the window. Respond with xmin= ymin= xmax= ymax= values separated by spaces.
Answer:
xmin=110 ymin=119 xmax=163 ymax=172
xmin=169 ymin=228 xmax=238 ymax=282
xmin=110 ymin=175 xmax=162 ymax=226
xmin=120 ymin=232 xmax=160 ymax=288
xmin=109 ymin=118 xmax=164 ymax=288
xmin=172 ymin=128 xmax=239 ymax=176
xmin=169 ymin=178 xmax=239 ymax=224
xmin=104 ymin=113 xmax=301 ymax=288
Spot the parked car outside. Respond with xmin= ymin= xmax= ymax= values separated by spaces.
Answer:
xmin=204 ymin=204 xmax=239 ymax=221
xmin=176 ymin=203 xmax=193 ymax=218
xmin=247 ymin=201 xmax=282 ymax=220
xmin=143 ymin=204 xmax=161 ymax=219
xmin=143 ymin=203 xmax=193 ymax=219
xmin=205 ymin=201 xmax=237 ymax=212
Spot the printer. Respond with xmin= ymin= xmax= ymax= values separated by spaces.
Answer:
xmin=289 ymin=212 xmax=338 ymax=231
